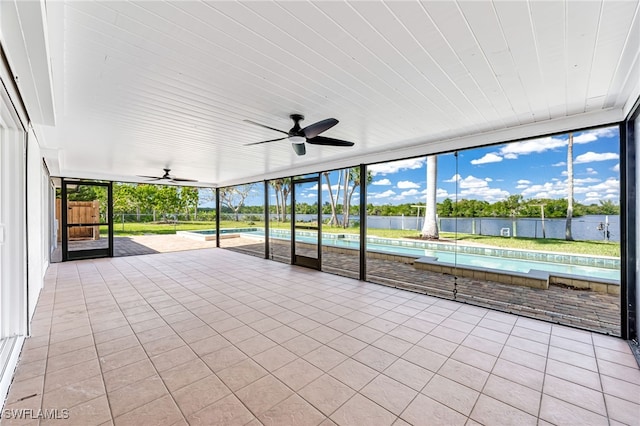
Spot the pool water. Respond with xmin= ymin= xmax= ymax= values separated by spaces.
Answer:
xmin=192 ymin=228 xmax=620 ymax=282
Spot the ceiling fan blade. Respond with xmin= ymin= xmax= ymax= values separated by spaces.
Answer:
xmin=138 ymin=175 xmax=163 ymax=180
xmin=245 ymin=137 xmax=288 ymax=146
xmin=170 ymin=177 xmax=198 ymax=182
xmin=301 ymin=118 xmax=338 ymax=138
xmin=243 ymin=119 xmax=288 ymax=135
xmin=306 ymin=136 xmax=354 ymax=147
xmin=292 ymin=143 xmax=306 ymax=156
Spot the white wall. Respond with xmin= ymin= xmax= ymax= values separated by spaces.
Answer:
xmin=26 ymin=129 xmax=50 ymax=321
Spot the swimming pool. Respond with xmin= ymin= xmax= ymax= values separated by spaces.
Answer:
xmin=180 ymin=228 xmax=620 ymax=282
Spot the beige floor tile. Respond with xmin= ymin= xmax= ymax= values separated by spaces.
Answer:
xmin=306 ymin=326 xmax=343 ymax=344
xmin=482 ymin=375 xmax=541 ymax=416
xmin=451 ymin=346 xmax=497 ymax=372
xmin=282 ymin=334 xmax=323 ymax=356
xmin=422 ymin=374 xmax=479 ymax=416
xmin=470 ymin=394 xmax=537 ymax=426
xmin=361 ymin=375 xmax=417 ymax=415
xmin=217 ymin=359 xmax=269 ymax=391
xmin=372 ymin=335 xmax=413 ymax=357
xmin=499 ymin=346 xmax=547 ymax=372
xmin=96 ymin=334 xmax=140 ymax=358
xmin=172 ymin=374 xmax=232 ymax=417
xmin=235 ymin=375 xmax=293 ymax=416
xmin=546 ymin=358 xmax=602 ymax=391
xmin=329 ymin=358 xmax=378 ymax=391
xmin=346 ymin=324 xmax=385 ymax=344
xmin=438 ymin=358 xmax=489 ymax=391
xmin=401 ymin=346 xmax=447 ymax=372
xmin=107 ymin=374 xmax=167 ymax=417
xmin=331 ymin=394 xmax=397 ymax=425
xmin=42 ymin=374 xmax=106 ymax=409
xmin=326 ymin=334 xmax=368 ymax=356
xmin=41 ymin=394 xmax=112 ymax=426
xmin=99 ymin=345 xmax=149 ymax=373
xmin=187 ymin=394 xmax=255 ymax=426
xmin=259 ymin=394 xmax=326 ymax=426
xmin=543 ymin=375 xmax=607 ymax=416
xmin=48 ymin=334 xmax=95 ymax=357
xmin=298 ymin=374 xmax=355 ymax=416
xmin=179 ymin=325 xmax=219 ymax=344
xmin=383 ymin=358 xmax=434 ymax=392
xmin=604 ymin=393 xmax=640 ymax=425
xmin=44 ymin=359 xmax=102 ymax=393
xmin=159 ymin=358 xmax=214 ymax=393
xmin=401 ymin=394 xmax=467 ymax=426
xmin=235 ymin=334 xmax=278 ymax=357
xmin=539 ymin=394 xmax=608 ymax=426
xmin=304 ymin=346 xmax=348 ymax=372
xmin=201 ymin=345 xmax=248 ymax=372
xmin=353 ymin=346 xmax=398 ymax=372
xmin=141 ymin=334 xmax=185 ymax=357
xmin=5 ymin=375 xmax=45 ymax=405
xmin=253 ymin=345 xmax=298 ymax=371
xmin=461 ymin=335 xmax=503 ymax=357
xmin=222 ymin=324 xmax=260 ymax=344
xmin=274 ymin=358 xmax=324 ymax=391
xmin=113 ymin=394 xmax=183 ymax=426
xmin=600 ymin=374 xmax=640 ymax=403
xmin=597 ymin=358 xmax=640 ymax=385
xmin=135 ymin=325 xmax=176 ymax=344
xmin=415 ymin=334 xmax=459 ymax=357
xmin=150 ymin=344 xmax=198 ymax=372
xmin=102 ymin=359 xmax=158 ymax=393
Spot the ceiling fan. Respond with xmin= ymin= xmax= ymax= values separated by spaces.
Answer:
xmin=244 ymin=114 xmax=355 ymax=156
xmin=138 ymin=168 xmax=198 ymax=183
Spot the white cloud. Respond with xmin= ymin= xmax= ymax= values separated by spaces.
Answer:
xmin=397 ymin=180 xmax=420 ymax=189
xmin=370 ymin=190 xmax=396 ymax=199
xmin=498 ymin=136 xmax=566 ymax=159
xmin=515 ymin=184 xmax=529 ymax=189
xmin=574 ymin=177 xmax=600 ymax=184
xmin=460 ymin=187 xmax=510 ymax=202
xmin=458 ymin=175 xmax=490 ymax=189
xmin=573 ymin=127 xmax=617 ymax=144
xmin=444 ymin=174 xmax=461 ymax=183
xmin=485 ymin=177 xmax=493 ymax=182
xmin=436 ymin=188 xmax=450 ymax=198
xmin=401 ymin=189 xmax=420 ymax=196
xmin=372 ymin=178 xmax=391 ymax=186
xmin=585 ymin=167 xmax=597 ymax=175
xmin=612 ymin=163 xmax=620 ymax=172
xmin=552 ymin=161 xmax=566 ymax=167
xmin=517 ymin=179 xmax=531 ymax=185
xmin=574 ymin=152 xmax=619 ymax=164
xmin=470 ymin=153 xmax=503 ymax=165
xmin=369 ymin=158 xmax=425 ymax=175
xmin=585 ymin=191 xmax=599 ymax=198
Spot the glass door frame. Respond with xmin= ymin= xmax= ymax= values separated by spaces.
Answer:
xmin=61 ymin=179 xmax=113 ymax=261
xmin=291 ymin=175 xmax=321 ymax=270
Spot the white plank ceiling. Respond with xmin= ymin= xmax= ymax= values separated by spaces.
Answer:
xmin=37 ymin=0 xmax=640 ymax=187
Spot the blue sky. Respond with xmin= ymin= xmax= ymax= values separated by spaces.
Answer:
xmin=233 ymin=125 xmax=620 ymax=207
xmin=366 ymin=126 xmax=620 ymax=206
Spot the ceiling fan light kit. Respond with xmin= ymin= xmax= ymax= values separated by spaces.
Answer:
xmin=244 ymin=114 xmax=355 ymax=156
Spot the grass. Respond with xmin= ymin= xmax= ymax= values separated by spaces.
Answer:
xmin=102 ymin=220 xmax=620 ymax=257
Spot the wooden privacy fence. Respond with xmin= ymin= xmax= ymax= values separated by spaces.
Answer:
xmin=56 ymin=199 xmax=101 ymax=241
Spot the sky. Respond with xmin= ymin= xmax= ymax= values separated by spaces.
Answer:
xmin=223 ymin=125 xmax=620 ymax=207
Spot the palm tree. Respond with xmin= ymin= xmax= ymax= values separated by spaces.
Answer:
xmin=565 ymin=133 xmax=574 ymax=241
xmin=421 ymin=155 xmax=439 ymax=239
xmin=323 ymin=171 xmax=340 ymax=226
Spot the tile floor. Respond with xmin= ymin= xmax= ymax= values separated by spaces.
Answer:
xmin=3 ymin=248 xmax=639 ymax=425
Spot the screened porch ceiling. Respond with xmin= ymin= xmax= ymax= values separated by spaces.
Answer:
xmin=31 ymin=1 xmax=640 ymax=187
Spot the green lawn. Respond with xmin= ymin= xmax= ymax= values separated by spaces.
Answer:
xmin=102 ymin=220 xmax=620 ymax=257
